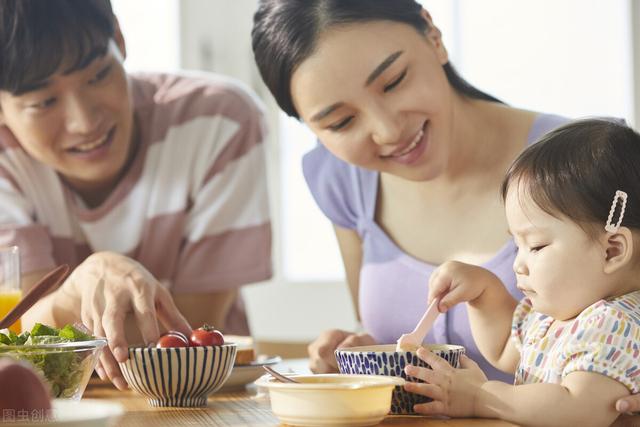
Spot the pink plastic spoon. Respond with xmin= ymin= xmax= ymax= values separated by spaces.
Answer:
xmin=395 ymin=298 xmax=441 ymax=352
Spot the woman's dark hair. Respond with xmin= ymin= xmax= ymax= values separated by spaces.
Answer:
xmin=0 ymin=0 xmax=114 ymax=95
xmin=501 ymin=118 xmax=640 ymax=236
xmin=251 ymin=0 xmax=501 ymax=119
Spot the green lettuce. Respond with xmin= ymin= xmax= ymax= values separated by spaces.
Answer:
xmin=0 ymin=323 xmax=96 ymax=398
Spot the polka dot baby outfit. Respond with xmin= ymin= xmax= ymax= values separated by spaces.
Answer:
xmin=511 ymin=291 xmax=640 ymax=393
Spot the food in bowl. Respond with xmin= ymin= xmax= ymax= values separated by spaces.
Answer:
xmin=335 ymin=343 xmax=465 ymax=415
xmin=155 ymin=325 xmax=225 ymax=348
xmin=0 ymin=323 xmax=106 ymax=399
xmin=0 ymin=358 xmax=51 ymax=415
xmin=156 ymin=331 xmax=190 ymax=348
xmin=256 ymin=374 xmax=404 ymax=427
xmin=189 ymin=325 xmax=224 ymax=347
xmin=120 ymin=342 xmax=236 ymax=407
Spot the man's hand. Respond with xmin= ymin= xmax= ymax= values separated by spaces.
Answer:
xmin=56 ymin=252 xmax=191 ymax=390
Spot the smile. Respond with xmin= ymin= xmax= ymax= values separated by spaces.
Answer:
xmin=380 ymin=121 xmax=427 ymax=159
xmin=67 ymin=127 xmax=116 ymax=153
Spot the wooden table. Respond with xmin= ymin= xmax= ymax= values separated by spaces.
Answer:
xmin=84 ymin=379 xmax=517 ymax=427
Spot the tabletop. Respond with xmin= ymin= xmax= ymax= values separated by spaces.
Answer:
xmin=84 ymin=378 xmax=518 ymax=427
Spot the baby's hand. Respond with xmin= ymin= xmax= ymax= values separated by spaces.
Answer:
xmin=428 ymin=261 xmax=500 ymax=312
xmin=404 ymin=347 xmax=487 ymax=418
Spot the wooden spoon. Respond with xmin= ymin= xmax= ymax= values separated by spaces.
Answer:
xmin=0 ymin=264 xmax=70 ymax=331
xmin=263 ymin=365 xmax=299 ymax=383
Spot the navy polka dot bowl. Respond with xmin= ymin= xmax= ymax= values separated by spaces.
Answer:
xmin=335 ymin=344 xmax=465 ymax=415
xmin=120 ymin=344 xmax=236 ymax=407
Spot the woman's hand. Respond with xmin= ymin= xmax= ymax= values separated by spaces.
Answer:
xmin=56 ymin=252 xmax=191 ymax=390
xmin=308 ymin=329 xmax=376 ymax=373
xmin=404 ymin=347 xmax=487 ymax=417
xmin=428 ymin=261 xmax=501 ymax=312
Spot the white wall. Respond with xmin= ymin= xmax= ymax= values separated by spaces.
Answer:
xmin=111 ymin=0 xmax=180 ymax=72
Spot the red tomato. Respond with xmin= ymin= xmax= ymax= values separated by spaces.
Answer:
xmin=189 ymin=325 xmax=224 ymax=347
xmin=156 ymin=331 xmax=190 ymax=348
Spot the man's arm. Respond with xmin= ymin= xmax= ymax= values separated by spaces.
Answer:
xmin=172 ymin=289 xmax=237 ymax=331
xmin=21 ymin=269 xmax=79 ymax=331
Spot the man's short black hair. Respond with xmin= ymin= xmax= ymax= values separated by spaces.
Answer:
xmin=0 ymin=0 xmax=115 ymax=95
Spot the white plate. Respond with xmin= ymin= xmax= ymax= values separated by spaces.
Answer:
xmin=5 ymin=399 xmax=123 ymax=426
xmin=221 ymin=355 xmax=282 ymax=390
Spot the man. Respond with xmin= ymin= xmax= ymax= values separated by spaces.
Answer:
xmin=0 ymin=0 xmax=271 ymax=389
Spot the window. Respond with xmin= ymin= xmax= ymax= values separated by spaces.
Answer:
xmin=111 ymin=0 xmax=180 ymax=72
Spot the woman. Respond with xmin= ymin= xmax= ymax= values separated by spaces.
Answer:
xmin=251 ymin=0 xmax=640 ymax=413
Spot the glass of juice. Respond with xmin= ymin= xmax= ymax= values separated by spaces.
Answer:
xmin=0 ymin=246 xmax=21 ymax=333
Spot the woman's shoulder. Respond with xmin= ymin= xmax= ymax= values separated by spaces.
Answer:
xmin=302 ymin=145 xmax=376 ymax=230
xmin=527 ymin=112 xmax=572 ymax=144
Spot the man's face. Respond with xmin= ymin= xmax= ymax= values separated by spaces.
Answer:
xmin=0 ymin=40 xmax=134 ymax=193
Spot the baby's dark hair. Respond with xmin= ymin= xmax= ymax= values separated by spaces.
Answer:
xmin=501 ymin=118 xmax=640 ymax=236
xmin=0 ymin=0 xmax=114 ymax=95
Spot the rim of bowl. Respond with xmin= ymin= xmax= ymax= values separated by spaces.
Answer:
xmin=0 ymin=337 xmax=107 ymax=351
xmin=256 ymin=373 xmax=405 ymax=390
xmin=128 ymin=342 xmax=237 ymax=352
xmin=335 ymin=343 xmax=466 ymax=353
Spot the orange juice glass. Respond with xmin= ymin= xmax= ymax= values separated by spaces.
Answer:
xmin=0 ymin=246 xmax=21 ymax=333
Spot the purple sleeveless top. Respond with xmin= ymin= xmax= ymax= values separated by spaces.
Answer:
xmin=302 ymin=113 xmax=569 ymax=382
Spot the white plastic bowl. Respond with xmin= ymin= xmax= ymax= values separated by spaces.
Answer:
xmin=255 ymin=374 xmax=404 ymax=426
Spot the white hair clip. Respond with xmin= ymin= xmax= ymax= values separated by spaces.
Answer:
xmin=605 ymin=190 xmax=628 ymax=233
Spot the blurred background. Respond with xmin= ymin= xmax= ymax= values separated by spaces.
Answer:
xmin=112 ymin=0 xmax=640 ymax=354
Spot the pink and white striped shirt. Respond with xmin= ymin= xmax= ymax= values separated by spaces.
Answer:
xmin=0 ymin=72 xmax=272 ymax=334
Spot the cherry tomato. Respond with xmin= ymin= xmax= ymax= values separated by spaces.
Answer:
xmin=156 ymin=331 xmax=190 ymax=348
xmin=189 ymin=325 xmax=224 ymax=347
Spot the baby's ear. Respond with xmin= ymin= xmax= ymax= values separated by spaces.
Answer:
xmin=602 ymin=226 xmax=634 ymax=274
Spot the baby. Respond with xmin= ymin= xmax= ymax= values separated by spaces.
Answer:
xmin=404 ymin=119 xmax=640 ymax=426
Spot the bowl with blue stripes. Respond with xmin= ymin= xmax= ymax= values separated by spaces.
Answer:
xmin=119 ymin=343 xmax=236 ymax=407
xmin=335 ymin=344 xmax=464 ymax=415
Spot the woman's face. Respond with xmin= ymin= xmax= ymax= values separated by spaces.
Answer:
xmin=290 ymin=17 xmax=453 ymax=181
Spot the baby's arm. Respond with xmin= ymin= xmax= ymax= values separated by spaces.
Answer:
xmin=466 ymin=276 xmax=519 ymax=373
xmin=429 ymin=261 xmax=519 ymax=372
xmin=475 ymin=371 xmax=629 ymax=427
xmin=408 ymin=349 xmax=629 ymax=426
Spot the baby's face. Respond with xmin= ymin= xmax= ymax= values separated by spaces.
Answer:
xmin=505 ymin=184 xmax=610 ymax=320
